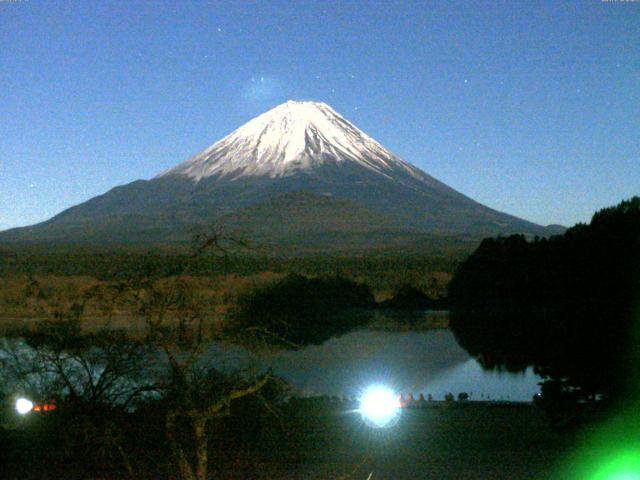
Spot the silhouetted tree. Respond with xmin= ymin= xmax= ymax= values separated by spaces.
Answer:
xmin=379 ymin=284 xmax=438 ymax=309
xmin=229 ymin=274 xmax=375 ymax=347
xmin=449 ymin=197 xmax=640 ymax=411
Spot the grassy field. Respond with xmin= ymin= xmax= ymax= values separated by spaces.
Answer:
xmin=274 ymin=401 xmax=575 ymax=480
xmin=0 ymin=273 xmax=281 ymax=329
xmin=0 ymin=399 xmax=580 ymax=480
xmin=0 ymin=268 xmax=453 ymax=331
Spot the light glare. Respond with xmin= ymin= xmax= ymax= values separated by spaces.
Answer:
xmin=359 ymin=385 xmax=401 ymax=428
xmin=15 ymin=397 xmax=34 ymax=415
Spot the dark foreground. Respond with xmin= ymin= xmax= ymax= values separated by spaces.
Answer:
xmin=2 ymin=401 xmax=575 ymax=480
xmin=264 ymin=401 xmax=569 ymax=480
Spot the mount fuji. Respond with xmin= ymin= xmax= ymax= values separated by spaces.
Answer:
xmin=0 ymin=100 xmax=558 ymax=253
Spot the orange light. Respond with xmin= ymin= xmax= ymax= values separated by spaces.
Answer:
xmin=33 ymin=401 xmax=57 ymax=412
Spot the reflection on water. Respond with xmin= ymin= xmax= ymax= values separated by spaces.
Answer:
xmin=2 ymin=312 xmax=542 ymax=402
xmin=266 ymin=328 xmax=541 ymax=401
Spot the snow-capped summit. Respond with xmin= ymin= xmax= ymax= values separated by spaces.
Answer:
xmin=159 ymin=100 xmax=425 ymax=182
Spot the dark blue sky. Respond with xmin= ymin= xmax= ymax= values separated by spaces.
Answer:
xmin=1 ymin=0 xmax=638 ymax=230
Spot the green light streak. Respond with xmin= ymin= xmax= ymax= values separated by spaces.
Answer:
xmin=559 ymin=304 xmax=640 ymax=480
xmin=590 ymin=450 xmax=640 ymax=480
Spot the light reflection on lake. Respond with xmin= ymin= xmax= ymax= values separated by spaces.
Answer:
xmin=265 ymin=327 xmax=541 ymax=401
xmin=3 ymin=312 xmax=543 ymax=402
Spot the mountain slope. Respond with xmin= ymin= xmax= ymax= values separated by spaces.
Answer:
xmin=0 ymin=100 xmax=555 ymax=252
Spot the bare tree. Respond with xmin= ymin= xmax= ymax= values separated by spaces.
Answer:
xmin=1 ymin=230 xmax=290 ymax=480
xmin=125 ymin=230 xmax=280 ymax=480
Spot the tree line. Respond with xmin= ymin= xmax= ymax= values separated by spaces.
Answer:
xmin=0 ymin=248 xmax=460 ymax=294
xmin=449 ymin=197 xmax=640 ymax=414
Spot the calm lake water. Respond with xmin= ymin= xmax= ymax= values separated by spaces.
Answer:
xmin=264 ymin=328 xmax=542 ymax=402
xmin=3 ymin=311 xmax=542 ymax=402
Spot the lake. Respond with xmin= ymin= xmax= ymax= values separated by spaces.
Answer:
xmin=211 ymin=309 xmax=542 ymax=402
xmin=2 ymin=311 xmax=542 ymax=403
xmin=265 ymin=328 xmax=542 ymax=402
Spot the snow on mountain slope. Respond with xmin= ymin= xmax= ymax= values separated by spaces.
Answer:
xmin=158 ymin=100 xmax=427 ymax=182
xmin=0 ymin=99 xmax=556 ymax=249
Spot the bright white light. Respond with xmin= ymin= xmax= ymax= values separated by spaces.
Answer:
xmin=15 ymin=397 xmax=34 ymax=415
xmin=359 ymin=385 xmax=401 ymax=428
